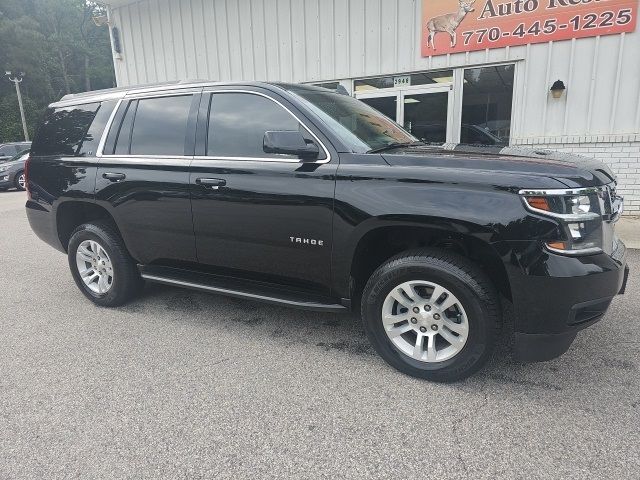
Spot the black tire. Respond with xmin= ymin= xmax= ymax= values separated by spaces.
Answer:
xmin=67 ymin=221 xmax=143 ymax=307
xmin=14 ymin=170 xmax=25 ymax=190
xmin=361 ymin=248 xmax=500 ymax=382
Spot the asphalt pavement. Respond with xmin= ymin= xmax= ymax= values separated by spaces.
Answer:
xmin=1 ymin=190 xmax=638 ymax=479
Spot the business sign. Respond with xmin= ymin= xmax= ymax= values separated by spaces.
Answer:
xmin=421 ymin=0 xmax=638 ymax=56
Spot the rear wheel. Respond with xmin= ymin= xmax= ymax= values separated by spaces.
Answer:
xmin=14 ymin=171 xmax=25 ymax=191
xmin=361 ymin=249 xmax=499 ymax=382
xmin=68 ymin=221 xmax=143 ymax=307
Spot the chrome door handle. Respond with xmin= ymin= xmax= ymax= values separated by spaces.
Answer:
xmin=195 ymin=178 xmax=226 ymax=189
xmin=102 ymin=172 xmax=126 ymax=182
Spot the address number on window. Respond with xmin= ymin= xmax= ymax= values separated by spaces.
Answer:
xmin=393 ymin=76 xmax=411 ymax=88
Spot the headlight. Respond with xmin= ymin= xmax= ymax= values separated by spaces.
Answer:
xmin=0 ymin=165 xmax=9 ymax=173
xmin=520 ymin=187 xmax=603 ymax=255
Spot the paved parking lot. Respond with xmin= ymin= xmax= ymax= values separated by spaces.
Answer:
xmin=1 ymin=190 xmax=639 ymax=479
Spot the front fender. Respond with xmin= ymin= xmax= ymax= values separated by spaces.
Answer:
xmin=330 ymin=164 xmax=563 ymax=298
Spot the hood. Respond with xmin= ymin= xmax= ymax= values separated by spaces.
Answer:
xmin=382 ymin=144 xmax=615 ymax=188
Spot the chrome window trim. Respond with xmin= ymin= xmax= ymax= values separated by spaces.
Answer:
xmin=96 ymin=156 xmax=192 ymax=166
xmin=96 ymin=98 xmax=124 ymax=157
xmin=97 ymin=92 xmax=196 ymax=158
xmin=200 ymin=89 xmax=331 ymax=165
xmin=192 ymin=156 xmax=305 ymax=164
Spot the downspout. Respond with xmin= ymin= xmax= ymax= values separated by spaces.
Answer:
xmin=105 ymin=4 xmax=122 ymax=87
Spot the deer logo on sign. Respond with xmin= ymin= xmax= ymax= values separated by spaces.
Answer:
xmin=426 ymin=0 xmax=476 ymax=49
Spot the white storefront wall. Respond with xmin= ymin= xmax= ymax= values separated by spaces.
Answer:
xmin=106 ymin=0 xmax=640 ymax=213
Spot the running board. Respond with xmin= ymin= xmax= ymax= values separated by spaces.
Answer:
xmin=138 ymin=265 xmax=348 ymax=313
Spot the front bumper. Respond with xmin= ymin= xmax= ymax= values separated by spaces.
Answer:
xmin=0 ymin=174 xmax=12 ymax=188
xmin=507 ymin=238 xmax=628 ymax=362
xmin=0 ymin=168 xmax=18 ymax=188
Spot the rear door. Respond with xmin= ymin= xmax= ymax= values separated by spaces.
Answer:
xmin=95 ymin=90 xmax=201 ymax=264
xmin=189 ymin=88 xmax=338 ymax=294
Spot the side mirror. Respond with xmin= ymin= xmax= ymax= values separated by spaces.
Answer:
xmin=263 ymin=130 xmax=319 ymax=161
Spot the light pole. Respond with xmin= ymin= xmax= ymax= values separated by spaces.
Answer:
xmin=5 ymin=71 xmax=29 ymax=141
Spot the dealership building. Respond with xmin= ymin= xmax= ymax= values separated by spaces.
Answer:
xmin=103 ymin=0 xmax=640 ymax=214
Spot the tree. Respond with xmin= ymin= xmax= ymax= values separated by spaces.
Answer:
xmin=0 ymin=0 xmax=115 ymax=142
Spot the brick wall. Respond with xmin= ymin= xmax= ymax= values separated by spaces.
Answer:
xmin=519 ymin=141 xmax=640 ymax=215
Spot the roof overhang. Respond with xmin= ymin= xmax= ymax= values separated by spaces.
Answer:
xmin=99 ymin=0 xmax=139 ymax=7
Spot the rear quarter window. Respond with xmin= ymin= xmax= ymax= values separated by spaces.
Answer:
xmin=31 ymin=102 xmax=100 ymax=156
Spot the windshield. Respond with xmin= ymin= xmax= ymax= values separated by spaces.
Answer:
xmin=287 ymin=87 xmax=416 ymax=153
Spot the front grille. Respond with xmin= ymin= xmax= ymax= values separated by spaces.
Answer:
xmin=598 ymin=182 xmax=623 ymax=222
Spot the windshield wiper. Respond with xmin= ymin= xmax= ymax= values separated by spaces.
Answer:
xmin=366 ymin=141 xmax=424 ymax=154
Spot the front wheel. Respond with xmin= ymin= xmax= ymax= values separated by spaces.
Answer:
xmin=14 ymin=171 xmax=25 ymax=191
xmin=68 ymin=221 xmax=143 ymax=307
xmin=361 ymin=249 xmax=500 ymax=382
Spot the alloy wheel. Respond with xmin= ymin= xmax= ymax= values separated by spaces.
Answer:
xmin=381 ymin=280 xmax=469 ymax=362
xmin=75 ymin=240 xmax=114 ymax=294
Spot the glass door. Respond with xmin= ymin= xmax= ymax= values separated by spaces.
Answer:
xmin=356 ymin=85 xmax=453 ymax=144
xmin=401 ymin=87 xmax=452 ymax=145
xmin=356 ymin=91 xmax=400 ymax=123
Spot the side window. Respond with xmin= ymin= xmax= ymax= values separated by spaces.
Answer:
xmin=0 ymin=146 xmax=14 ymax=155
xmin=109 ymin=95 xmax=193 ymax=156
xmin=30 ymin=103 xmax=100 ymax=156
xmin=130 ymin=95 xmax=192 ymax=156
xmin=206 ymin=92 xmax=321 ymax=159
xmin=78 ymin=100 xmax=117 ymax=156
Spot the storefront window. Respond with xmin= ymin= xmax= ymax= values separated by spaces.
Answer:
xmin=354 ymin=70 xmax=453 ymax=92
xmin=460 ymin=65 xmax=514 ymax=146
xmin=311 ymin=81 xmax=340 ymax=90
xmin=403 ymin=92 xmax=449 ymax=144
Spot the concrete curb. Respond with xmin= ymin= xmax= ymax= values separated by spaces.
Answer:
xmin=619 ymin=216 xmax=640 ymax=249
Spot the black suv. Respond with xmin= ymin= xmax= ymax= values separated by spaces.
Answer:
xmin=26 ymin=81 xmax=629 ymax=381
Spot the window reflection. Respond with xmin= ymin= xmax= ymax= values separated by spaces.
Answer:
xmin=129 ymin=95 xmax=193 ymax=156
xmin=31 ymin=103 xmax=99 ymax=156
xmin=207 ymin=93 xmax=301 ymax=158
xmin=461 ymin=65 xmax=514 ymax=145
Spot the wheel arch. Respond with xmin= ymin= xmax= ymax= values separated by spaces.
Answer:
xmin=56 ymin=200 xmax=120 ymax=253
xmin=342 ymin=218 xmax=512 ymax=306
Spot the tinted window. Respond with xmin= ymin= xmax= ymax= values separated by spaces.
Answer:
xmin=113 ymin=101 xmax=137 ymax=155
xmin=207 ymin=93 xmax=302 ymax=158
xmin=31 ymin=103 xmax=100 ymax=156
xmin=78 ymin=100 xmax=117 ymax=156
xmin=129 ymin=95 xmax=192 ymax=156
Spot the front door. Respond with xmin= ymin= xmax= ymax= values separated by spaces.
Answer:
xmin=401 ymin=86 xmax=452 ymax=144
xmin=189 ymin=88 xmax=337 ymax=294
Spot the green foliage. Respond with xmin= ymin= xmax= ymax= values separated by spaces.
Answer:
xmin=0 ymin=94 xmax=41 ymax=140
xmin=0 ymin=0 xmax=115 ymax=142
